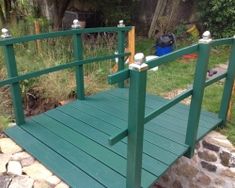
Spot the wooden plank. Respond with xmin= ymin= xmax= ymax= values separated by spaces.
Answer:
xmin=48 ymin=105 xmax=168 ymax=178
xmin=31 ymin=114 xmax=157 ymax=188
xmin=67 ymin=101 xmax=186 ymax=145
xmin=105 ymin=88 xmax=220 ymax=125
xmin=5 ymin=126 xmax=104 ymax=188
xmin=71 ymin=90 xmax=219 ymax=145
xmin=128 ymin=27 xmax=135 ymax=64
xmin=68 ymin=102 xmax=187 ymax=161
xmin=63 ymin=103 xmax=188 ymax=156
xmin=21 ymin=120 xmax=126 ymax=188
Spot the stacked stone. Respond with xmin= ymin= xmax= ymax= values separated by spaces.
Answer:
xmin=0 ymin=137 xmax=69 ymax=188
xmin=155 ymin=131 xmax=235 ymax=188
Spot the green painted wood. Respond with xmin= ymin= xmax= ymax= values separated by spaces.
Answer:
xmin=105 ymin=89 xmax=220 ymax=128
xmin=78 ymin=91 xmax=209 ymax=138
xmin=211 ymin=38 xmax=233 ymax=47
xmin=0 ymin=53 xmax=130 ymax=88
xmin=144 ymin=89 xmax=193 ymax=123
xmin=185 ymin=41 xmax=211 ymax=158
xmin=219 ymin=38 xmax=235 ymax=126
xmin=109 ymin=129 xmax=128 ymax=145
xmin=45 ymin=108 xmax=168 ymax=178
xmin=126 ymin=67 xmax=147 ymax=188
xmin=205 ymin=72 xmax=227 ymax=87
xmin=117 ymin=30 xmax=126 ymax=88
xmin=5 ymin=126 xmax=104 ymax=188
xmin=80 ymin=89 xmax=220 ymax=147
xmin=21 ymin=120 xmax=126 ymax=188
xmin=2 ymin=44 xmax=25 ymax=125
xmin=108 ymin=69 xmax=130 ymax=85
xmin=0 ymin=26 xmax=132 ymax=46
xmin=73 ymin=33 xmax=85 ymax=100
xmin=68 ymin=101 xmax=188 ymax=157
xmin=31 ymin=114 xmax=157 ymax=188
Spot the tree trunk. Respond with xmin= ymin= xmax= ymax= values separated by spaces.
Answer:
xmin=0 ymin=4 xmax=6 ymax=26
xmin=148 ymin=0 xmax=168 ymax=38
xmin=4 ymin=0 xmax=11 ymax=22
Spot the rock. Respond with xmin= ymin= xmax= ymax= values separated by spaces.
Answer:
xmin=0 ymin=138 xmax=22 ymax=154
xmin=220 ymin=150 xmax=231 ymax=167
xmin=202 ymin=140 xmax=220 ymax=152
xmin=175 ymin=163 xmax=199 ymax=179
xmin=172 ymin=180 xmax=183 ymax=188
xmin=200 ymin=161 xmax=217 ymax=172
xmin=46 ymin=175 xmax=61 ymax=185
xmin=8 ymin=176 xmax=34 ymax=188
xmin=23 ymin=162 xmax=52 ymax=180
xmin=33 ymin=180 xmax=53 ymax=188
xmin=55 ymin=182 xmax=69 ymax=188
xmin=229 ymin=153 xmax=235 ymax=167
xmin=198 ymin=150 xmax=217 ymax=162
xmin=197 ymin=173 xmax=211 ymax=185
xmin=214 ymin=178 xmax=225 ymax=185
xmin=21 ymin=157 xmax=35 ymax=167
xmin=161 ymin=174 xmax=169 ymax=183
xmin=0 ymin=154 xmax=12 ymax=173
xmin=12 ymin=152 xmax=32 ymax=161
xmin=220 ymin=169 xmax=235 ymax=179
xmin=0 ymin=175 xmax=14 ymax=188
xmin=205 ymin=131 xmax=234 ymax=151
xmin=7 ymin=160 xmax=22 ymax=175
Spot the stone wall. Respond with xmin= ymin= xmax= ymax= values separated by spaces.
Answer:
xmin=154 ymin=131 xmax=235 ymax=188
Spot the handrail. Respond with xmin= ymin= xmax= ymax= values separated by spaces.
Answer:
xmin=211 ymin=37 xmax=233 ymax=47
xmin=109 ymin=36 xmax=235 ymax=147
xmin=0 ymin=25 xmax=132 ymax=125
xmin=0 ymin=52 xmax=130 ymax=87
xmin=146 ymin=44 xmax=198 ymax=69
xmin=108 ymin=44 xmax=198 ymax=84
xmin=0 ymin=26 xmax=132 ymax=46
xmin=144 ymin=89 xmax=193 ymax=124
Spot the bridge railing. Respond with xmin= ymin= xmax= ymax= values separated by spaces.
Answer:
xmin=108 ymin=32 xmax=235 ymax=187
xmin=0 ymin=21 xmax=132 ymax=125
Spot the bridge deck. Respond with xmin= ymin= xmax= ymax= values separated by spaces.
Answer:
xmin=5 ymin=88 xmax=222 ymax=188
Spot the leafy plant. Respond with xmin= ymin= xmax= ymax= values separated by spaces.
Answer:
xmin=197 ymin=0 xmax=235 ymax=38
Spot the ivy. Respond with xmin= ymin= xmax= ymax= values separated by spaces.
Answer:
xmin=197 ymin=0 xmax=235 ymax=38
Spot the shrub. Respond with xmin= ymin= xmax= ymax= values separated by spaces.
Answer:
xmin=197 ymin=0 xmax=235 ymax=38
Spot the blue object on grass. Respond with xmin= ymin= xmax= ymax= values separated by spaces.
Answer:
xmin=155 ymin=45 xmax=173 ymax=56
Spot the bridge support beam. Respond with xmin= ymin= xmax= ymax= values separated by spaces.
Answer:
xmin=185 ymin=31 xmax=212 ymax=158
xmin=126 ymin=53 xmax=148 ymax=188
xmin=219 ymin=35 xmax=235 ymax=125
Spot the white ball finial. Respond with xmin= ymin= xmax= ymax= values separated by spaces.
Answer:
xmin=117 ymin=20 xmax=125 ymax=27
xmin=199 ymin=30 xmax=212 ymax=43
xmin=134 ymin=53 xmax=145 ymax=65
xmin=202 ymin=31 xmax=211 ymax=40
xmin=1 ymin=28 xmax=11 ymax=38
xmin=71 ymin=19 xmax=81 ymax=29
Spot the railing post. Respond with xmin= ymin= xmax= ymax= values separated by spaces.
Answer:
xmin=219 ymin=35 xmax=235 ymax=125
xmin=72 ymin=19 xmax=85 ymax=100
xmin=126 ymin=53 xmax=148 ymax=188
xmin=117 ymin=20 xmax=126 ymax=88
xmin=185 ymin=31 xmax=212 ymax=158
xmin=1 ymin=28 xmax=25 ymax=125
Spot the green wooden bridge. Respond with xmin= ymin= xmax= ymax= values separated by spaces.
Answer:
xmin=0 ymin=23 xmax=235 ymax=188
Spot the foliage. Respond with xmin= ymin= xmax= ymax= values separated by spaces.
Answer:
xmin=197 ymin=0 xmax=235 ymax=38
